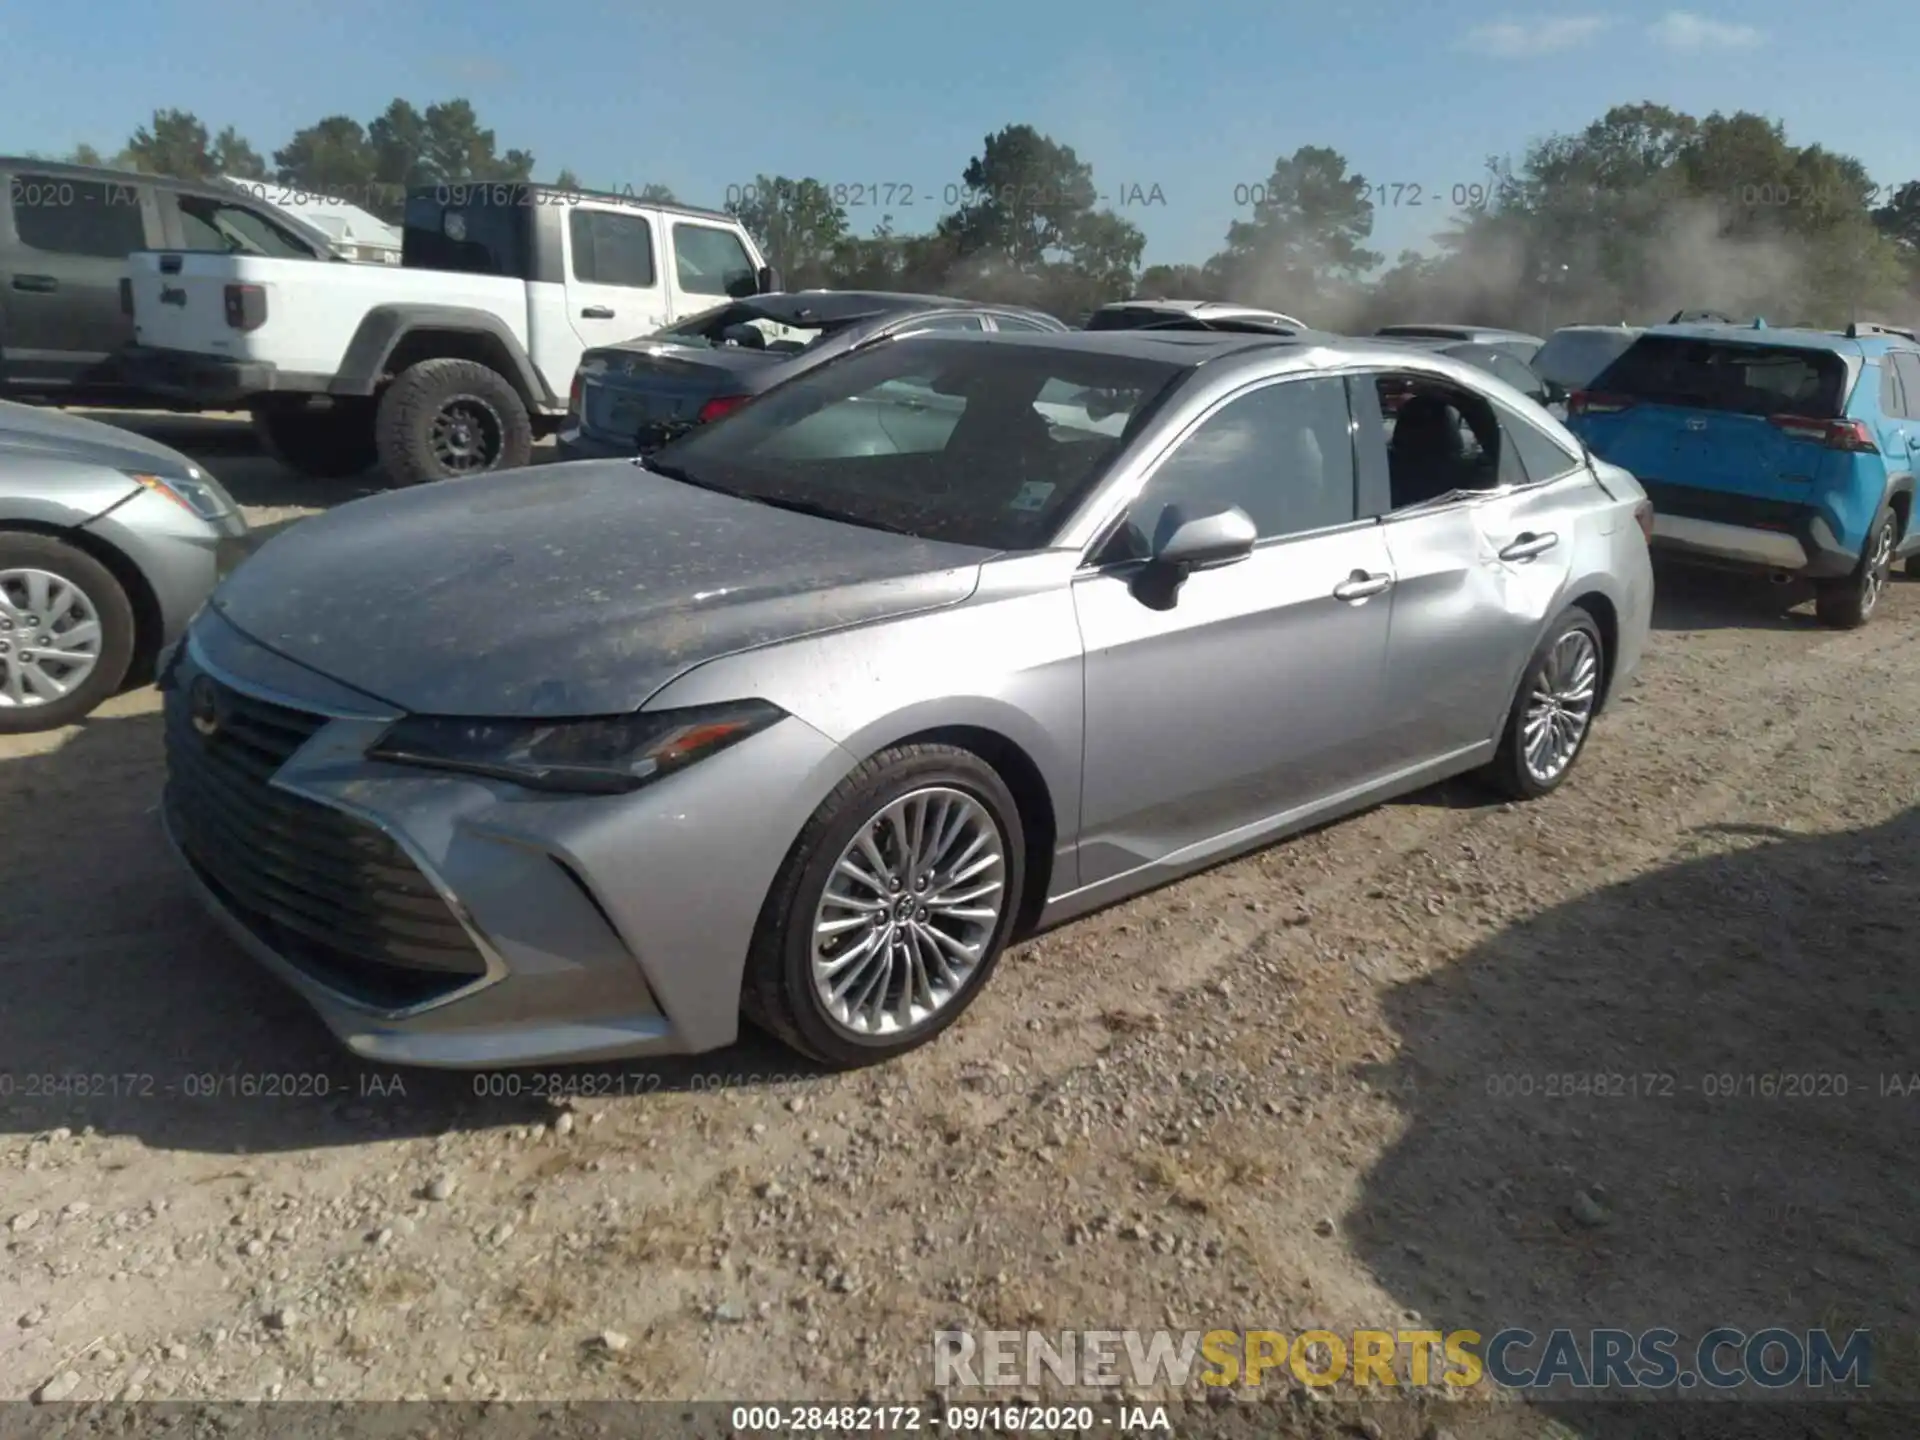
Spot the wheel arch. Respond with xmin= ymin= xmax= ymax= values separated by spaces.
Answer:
xmin=335 ymin=306 xmax=555 ymax=408
xmin=1562 ymin=587 xmax=1621 ymax=711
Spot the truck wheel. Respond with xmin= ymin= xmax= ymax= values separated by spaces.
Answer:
xmin=0 ymin=532 xmax=137 ymax=734
xmin=375 ymin=359 xmax=533 ymax=486
xmin=251 ymin=403 xmax=377 ymax=479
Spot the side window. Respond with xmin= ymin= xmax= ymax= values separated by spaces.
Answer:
xmin=1498 ymin=403 xmax=1581 ymax=484
xmin=1879 ymin=360 xmax=1904 ymax=418
xmin=1112 ymin=377 xmax=1356 ymax=557
xmin=1377 ymin=374 xmax=1509 ymax=509
xmin=12 ymin=175 xmax=147 ymax=259
xmin=990 ymin=313 xmax=1056 ymax=332
xmin=672 ymin=222 xmax=755 ymax=298
xmin=569 ymin=209 xmax=656 ymax=288
xmin=1488 ymin=352 xmax=1544 ymax=399
xmin=891 ymin=313 xmax=987 ymax=334
xmin=175 ymin=196 xmax=314 ymax=258
xmin=1890 ymin=354 xmax=1920 ymax=420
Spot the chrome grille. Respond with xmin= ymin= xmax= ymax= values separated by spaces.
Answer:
xmin=163 ymin=672 xmax=488 ymax=1009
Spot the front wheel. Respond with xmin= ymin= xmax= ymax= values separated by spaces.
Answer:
xmin=1482 ymin=606 xmax=1605 ymax=801
xmin=374 ymin=358 xmax=533 ymax=487
xmin=1817 ymin=505 xmax=1897 ymax=628
xmin=0 ymin=532 xmax=136 ymax=733
xmin=742 ymin=744 xmax=1026 ymax=1068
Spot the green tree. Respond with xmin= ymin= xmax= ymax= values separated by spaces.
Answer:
xmin=209 ymin=125 xmax=266 ymax=179
xmin=1204 ymin=145 xmax=1380 ymax=313
xmin=553 ymin=167 xmax=582 ymax=191
xmin=1135 ymin=263 xmax=1216 ymax=298
xmin=418 ymin=99 xmax=534 ymax=184
xmin=68 ymin=143 xmax=106 ymax=167
xmin=273 ymin=115 xmax=376 ymax=202
xmin=726 ymin=175 xmax=850 ymax=285
xmin=123 ymin=108 xmax=215 ymax=178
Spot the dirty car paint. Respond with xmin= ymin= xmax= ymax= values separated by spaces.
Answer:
xmin=209 ymin=460 xmax=992 ymax=717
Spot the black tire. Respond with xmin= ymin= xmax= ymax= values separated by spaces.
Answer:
xmin=374 ymin=358 xmax=533 ymax=487
xmin=741 ymin=744 xmax=1027 ymax=1069
xmin=1815 ymin=503 xmax=1897 ymax=629
xmin=250 ymin=403 xmax=377 ymax=479
xmin=1482 ymin=605 xmax=1606 ymax=802
xmin=0 ymin=532 xmax=136 ymax=734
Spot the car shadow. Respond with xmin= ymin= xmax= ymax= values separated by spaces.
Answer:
xmin=1649 ymin=558 xmax=1822 ymax=633
xmin=1348 ymin=808 xmax=1920 ymax=1432
xmin=0 ymin=710 xmax=826 ymax=1155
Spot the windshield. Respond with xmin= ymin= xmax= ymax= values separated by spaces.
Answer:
xmin=1535 ymin=330 xmax=1641 ymax=388
xmin=645 ymin=337 xmax=1184 ymax=549
xmin=652 ymin=301 xmax=845 ymax=355
xmin=1592 ymin=336 xmax=1849 ymax=417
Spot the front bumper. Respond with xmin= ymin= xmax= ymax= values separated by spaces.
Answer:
xmin=160 ymin=612 xmax=853 ymax=1067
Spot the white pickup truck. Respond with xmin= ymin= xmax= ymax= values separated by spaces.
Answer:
xmin=122 ymin=184 xmax=775 ymax=486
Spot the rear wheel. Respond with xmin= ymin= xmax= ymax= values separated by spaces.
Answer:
xmin=374 ymin=358 xmax=533 ymax=487
xmin=251 ymin=402 xmax=377 ymax=479
xmin=0 ymin=532 xmax=136 ymax=733
xmin=742 ymin=744 xmax=1025 ymax=1069
xmin=1815 ymin=504 xmax=1896 ymax=629
xmin=1483 ymin=606 xmax=1605 ymax=801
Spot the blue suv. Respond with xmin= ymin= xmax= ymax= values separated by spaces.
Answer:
xmin=1567 ymin=319 xmax=1920 ymax=627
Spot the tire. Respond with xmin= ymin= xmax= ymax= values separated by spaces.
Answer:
xmin=251 ymin=403 xmax=376 ymax=479
xmin=1482 ymin=605 xmax=1605 ymax=802
xmin=374 ymin=358 xmax=533 ymax=487
xmin=1814 ymin=504 xmax=1897 ymax=629
xmin=0 ymin=532 xmax=137 ymax=734
xmin=742 ymin=744 xmax=1027 ymax=1069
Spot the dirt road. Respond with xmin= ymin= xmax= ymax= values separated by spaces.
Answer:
xmin=3 ymin=417 xmax=1916 ymax=1436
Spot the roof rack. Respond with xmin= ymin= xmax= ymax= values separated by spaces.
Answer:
xmin=1668 ymin=309 xmax=1742 ymax=324
xmin=1845 ymin=321 xmax=1919 ymax=342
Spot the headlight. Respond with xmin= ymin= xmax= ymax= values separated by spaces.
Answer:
xmin=127 ymin=466 xmax=234 ymax=521
xmin=365 ymin=699 xmax=786 ymax=795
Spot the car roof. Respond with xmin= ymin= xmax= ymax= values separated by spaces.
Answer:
xmin=748 ymin=290 xmax=1056 ymax=323
xmin=1642 ymin=321 xmax=1920 ymax=357
xmin=882 ymin=327 xmax=1527 ymax=372
xmin=1376 ymin=323 xmax=1544 ymax=344
xmin=399 ymin=181 xmax=742 ymax=227
xmin=1099 ymin=298 xmax=1302 ymax=320
xmin=0 ymin=156 xmax=240 ymax=198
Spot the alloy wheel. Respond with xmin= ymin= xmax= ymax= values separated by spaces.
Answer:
xmin=0 ymin=568 xmax=103 ymax=709
xmin=430 ymin=396 xmax=504 ymax=474
xmin=1522 ymin=628 xmax=1599 ymax=785
xmin=809 ymin=785 xmax=1007 ymax=1039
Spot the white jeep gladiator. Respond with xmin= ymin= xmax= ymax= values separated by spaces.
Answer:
xmin=122 ymin=183 xmax=775 ymax=486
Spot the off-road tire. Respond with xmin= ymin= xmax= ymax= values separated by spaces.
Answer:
xmin=250 ymin=403 xmax=377 ymax=479
xmin=1482 ymin=605 xmax=1606 ymax=802
xmin=1815 ymin=503 xmax=1896 ymax=629
xmin=0 ymin=532 xmax=136 ymax=734
xmin=741 ymin=744 xmax=1027 ymax=1069
xmin=374 ymin=358 xmax=532 ymax=487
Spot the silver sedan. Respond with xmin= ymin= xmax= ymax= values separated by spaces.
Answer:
xmin=160 ymin=330 xmax=1653 ymax=1070
xmin=1 ymin=402 xmax=247 ymax=731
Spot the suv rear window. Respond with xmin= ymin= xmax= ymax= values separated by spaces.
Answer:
xmin=1534 ymin=330 xmax=1639 ymax=389
xmin=1593 ymin=336 xmax=1848 ymax=418
xmin=401 ymin=193 xmax=528 ymax=277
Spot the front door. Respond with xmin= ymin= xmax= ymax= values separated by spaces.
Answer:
xmin=663 ymin=219 xmax=758 ymax=323
xmin=1073 ymin=374 xmax=1397 ymax=887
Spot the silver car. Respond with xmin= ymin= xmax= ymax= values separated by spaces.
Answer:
xmin=1 ymin=402 xmax=247 ymax=731
xmin=159 ymin=331 xmax=1653 ymax=1070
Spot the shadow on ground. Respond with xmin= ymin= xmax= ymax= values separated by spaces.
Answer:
xmin=1648 ymin=557 xmax=1830 ymax=633
xmin=0 ymin=710 xmax=821 ymax=1155
xmin=1350 ymin=808 xmax=1920 ymax=1436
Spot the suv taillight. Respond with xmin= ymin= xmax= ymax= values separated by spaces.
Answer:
xmin=567 ymin=370 xmax=583 ymax=418
xmin=1567 ymin=390 xmax=1635 ymax=416
xmin=223 ymin=283 xmax=266 ymax=332
xmin=1768 ymin=414 xmax=1878 ymax=452
xmin=697 ymin=394 xmax=750 ymax=424
xmin=119 ymin=278 xmax=133 ymax=316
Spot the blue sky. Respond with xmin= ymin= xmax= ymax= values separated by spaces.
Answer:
xmin=6 ymin=0 xmax=1917 ymax=266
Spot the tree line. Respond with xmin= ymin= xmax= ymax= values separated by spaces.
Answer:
xmin=35 ymin=100 xmax=1920 ymax=331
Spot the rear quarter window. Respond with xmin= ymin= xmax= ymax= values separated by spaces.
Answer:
xmin=1593 ymin=337 xmax=1848 ymax=419
xmin=401 ymin=194 xmax=528 ymax=277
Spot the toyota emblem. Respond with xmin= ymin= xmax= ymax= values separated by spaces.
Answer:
xmin=188 ymin=675 xmax=222 ymax=740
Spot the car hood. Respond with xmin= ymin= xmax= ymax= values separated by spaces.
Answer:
xmin=0 ymin=399 xmax=201 ymax=476
xmin=211 ymin=460 xmax=990 ymax=717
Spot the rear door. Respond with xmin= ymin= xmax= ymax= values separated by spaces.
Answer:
xmin=564 ymin=202 xmax=667 ymax=352
xmin=1575 ymin=335 xmax=1850 ymax=505
xmin=664 ymin=220 xmax=758 ymax=322
xmin=1 ymin=170 xmax=159 ymax=390
xmin=1890 ymin=353 xmax=1920 ymax=479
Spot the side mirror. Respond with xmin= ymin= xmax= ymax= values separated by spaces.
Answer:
xmin=756 ymin=265 xmax=782 ymax=294
xmin=1151 ymin=503 xmax=1257 ymax=571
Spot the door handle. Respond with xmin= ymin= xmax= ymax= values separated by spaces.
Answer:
xmin=11 ymin=274 xmax=57 ymax=293
xmin=1333 ymin=570 xmax=1393 ymax=602
xmin=580 ymin=305 xmax=615 ymax=319
xmin=1498 ymin=531 xmax=1559 ymax=561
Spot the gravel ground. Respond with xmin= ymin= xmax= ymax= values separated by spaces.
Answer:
xmin=3 ymin=414 xmax=1917 ymax=1437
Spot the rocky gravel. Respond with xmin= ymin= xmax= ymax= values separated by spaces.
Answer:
xmin=3 ymin=416 xmax=1917 ymax=1438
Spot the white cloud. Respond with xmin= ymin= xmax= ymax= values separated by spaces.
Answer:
xmin=1648 ymin=11 xmax=1766 ymax=50
xmin=1460 ymin=16 xmax=1610 ymax=57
